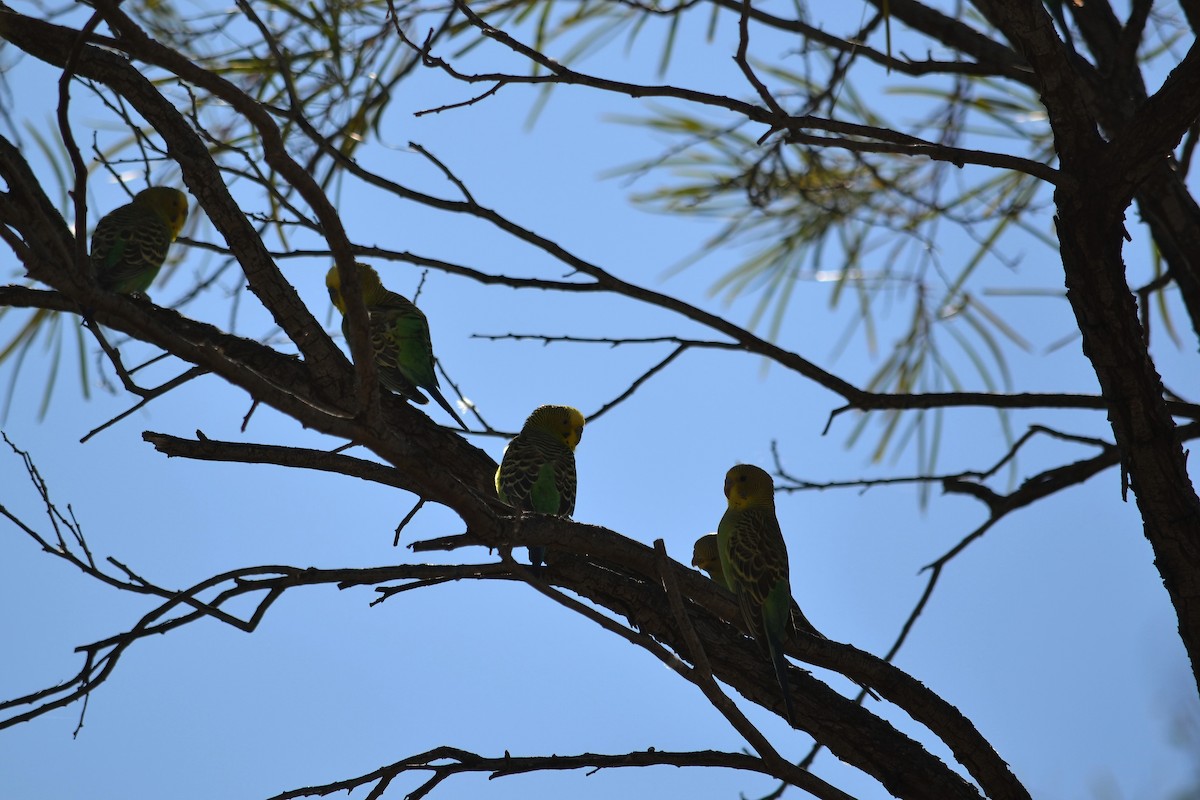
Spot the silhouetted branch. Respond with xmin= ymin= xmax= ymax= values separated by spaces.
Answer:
xmin=2 ymin=427 xmax=1022 ymax=800
xmin=79 ymin=366 xmax=208 ymax=443
xmin=268 ymin=746 xmax=856 ymax=800
xmin=414 ymin=0 xmax=1059 ymax=182
xmin=141 ymin=431 xmax=422 ymax=493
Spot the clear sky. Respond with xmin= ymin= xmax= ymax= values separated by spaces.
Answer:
xmin=1 ymin=2 xmax=1199 ymax=800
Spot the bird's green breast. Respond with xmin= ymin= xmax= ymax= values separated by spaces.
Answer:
xmin=529 ymin=462 xmax=563 ymax=515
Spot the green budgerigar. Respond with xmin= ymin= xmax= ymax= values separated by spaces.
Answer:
xmin=90 ymin=186 xmax=189 ymax=295
xmin=325 ymin=263 xmax=467 ymax=430
xmin=495 ymin=404 xmax=585 ymax=566
xmin=711 ymin=469 xmax=878 ymax=706
xmin=717 ymin=463 xmax=799 ymax=727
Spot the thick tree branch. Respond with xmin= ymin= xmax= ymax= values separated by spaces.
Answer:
xmin=1107 ymin=38 xmax=1200 ymax=202
xmin=970 ymin=0 xmax=1200 ymax=690
xmin=140 ymin=432 xmax=431 ymax=495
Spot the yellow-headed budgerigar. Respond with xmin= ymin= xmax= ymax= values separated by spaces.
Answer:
xmin=495 ymin=404 xmax=585 ymax=566
xmin=325 ymin=263 xmax=467 ymax=430
xmin=90 ymin=187 xmax=189 ymax=295
xmin=691 ymin=533 xmax=726 ymax=585
xmin=710 ymin=472 xmax=878 ymax=705
xmin=717 ymin=463 xmax=799 ymax=727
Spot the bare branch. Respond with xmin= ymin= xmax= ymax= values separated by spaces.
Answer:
xmin=393 ymin=0 xmax=1059 ymax=182
xmin=79 ymin=367 xmax=208 ymax=443
xmin=269 ymin=745 xmax=855 ymax=800
xmin=140 ymin=431 xmax=423 ymax=494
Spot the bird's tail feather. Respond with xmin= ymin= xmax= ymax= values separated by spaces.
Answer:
xmin=430 ymin=387 xmax=468 ymax=431
xmin=768 ymin=633 xmax=798 ymax=728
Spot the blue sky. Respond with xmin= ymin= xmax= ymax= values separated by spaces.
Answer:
xmin=2 ymin=2 xmax=1199 ymax=799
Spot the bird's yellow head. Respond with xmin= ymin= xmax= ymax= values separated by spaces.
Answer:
xmin=691 ymin=533 xmax=720 ymax=572
xmin=525 ymin=404 xmax=585 ymax=450
xmin=325 ymin=263 xmax=387 ymax=313
xmin=133 ymin=187 xmax=188 ymax=240
xmin=723 ymin=464 xmax=775 ymax=510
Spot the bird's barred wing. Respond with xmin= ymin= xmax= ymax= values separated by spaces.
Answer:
xmin=92 ymin=207 xmax=171 ymax=292
xmin=351 ymin=311 xmax=427 ymax=403
xmin=724 ymin=507 xmax=791 ymax=636
xmin=373 ymin=295 xmax=439 ymax=391
xmin=498 ymin=432 xmax=574 ymax=516
xmin=553 ymin=449 xmax=577 ymax=517
xmin=497 ymin=433 xmax=543 ymax=512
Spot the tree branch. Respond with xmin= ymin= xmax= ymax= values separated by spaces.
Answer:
xmin=269 ymin=746 xmax=856 ymax=800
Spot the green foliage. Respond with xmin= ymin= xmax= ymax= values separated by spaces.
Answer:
xmin=0 ymin=304 xmax=90 ymax=422
xmin=607 ymin=65 xmax=1054 ymax=475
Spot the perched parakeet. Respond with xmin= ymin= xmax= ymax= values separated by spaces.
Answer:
xmin=691 ymin=533 xmax=726 ymax=585
xmin=717 ymin=463 xmax=799 ymax=727
xmin=90 ymin=186 xmax=189 ymax=295
xmin=495 ymin=404 xmax=585 ymax=566
xmin=711 ymin=472 xmax=878 ymax=705
xmin=325 ymin=263 xmax=467 ymax=431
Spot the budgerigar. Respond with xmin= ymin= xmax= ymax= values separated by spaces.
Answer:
xmin=712 ymin=470 xmax=878 ymax=706
xmin=91 ymin=187 xmax=189 ymax=295
xmin=495 ymin=404 xmax=585 ymax=566
xmin=697 ymin=531 xmax=827 ymax=638
xmin=691 ymin=533 xmax=726 ymax=585
xmin=717 ymin=463 xmax=799 ymax=727
xmin=325 ymin=263 xmax=467 ymax=431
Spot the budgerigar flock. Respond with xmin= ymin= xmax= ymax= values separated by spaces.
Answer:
xmin=495 ymin=404 xmax=585 ymax=567
xmin=90 ymin=187 xmax=189 ymax=296
xmin=79 ymin=184 xmax=868 ymax=732
xmin=325 ymin=263 xmax=467 ymax=431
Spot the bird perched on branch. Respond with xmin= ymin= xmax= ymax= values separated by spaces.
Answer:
xmin=717 ymin=463 xmax=801 ymax=727
xmin=90 ymin=186 xmax=189 ymax=296
xmin=691 ymin=533 xmax=726 ymax=585
xmin=495 ymin=404 xmax=585 ymax=566
xmin=697 ymin=527 xmax=825 ymax=637
xmin=325 ymin=263 xmax=467 ymax=430
xmin=698 ymin=517 xmax=879 ymax=708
